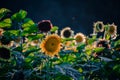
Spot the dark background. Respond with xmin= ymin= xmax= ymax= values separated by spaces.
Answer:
xmin=0 ymin=0 xmax=120 ymax=37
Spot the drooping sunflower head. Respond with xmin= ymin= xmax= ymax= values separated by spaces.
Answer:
xmin=0 ymin=28 xmax=4 ymax=36
xmin=61 ymin=27 xmax=74 ymax=38
xmin=74 ymin=33 xmax=86 ymax=44
xmin=0 ymin=46 xmax=11 ymax=59
xmin=38 ymin=20 xmax=53 ymax=32
xmin=96 ymin=39 xmax=110 ymax=49
xmin=93 ymin=21 xmax=104 ymax=32
xmin=40 ymin=34 xmax=61 ymax=57
xmin=107 ymin=23 xmax=117 ymax=35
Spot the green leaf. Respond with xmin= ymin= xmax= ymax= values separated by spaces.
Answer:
xmin=11 ymin=10 xmax=27 ymax=22
xmin=78 ymin=68 xmax=83 ymax=73
xmin=27 ymin=34 xmax=44 ymax=41
xmin=77 ymin=43 xmax=86 ymax=50
xmin=23 ymin=46 xmax=40 ymax=57
xmin=104 ymin=25 xmax=109 ymax=31
xmin=50 ymin=26 xmax=58 ymax=32
xmin=62 ymin=38 xmax=75 ymax=42
xmin=87 ymin=38 xmax=96 ymax=44
xmin=22 ymin=25 xmax=38 ymax=36
xmin=93 ymin=47 xmax=105 ymax=53
xmin=0 ymin=18 xmax=12 ymax=28
xmin=114 ymin=39 xmax=120 ymax=48
xmin=19 ymin=10 xmax=27 ymax=19
xmin=9 ymin=30 xmax=20 ymax=36
xmin=24 ymin=53 xmax=35 ymax=63
xmin=0 ymin=8 xmax=11 ymax=19
xmin=22 ymin=18 xmax=35 ymax=28
xmin=105 ymin=34 xmax=110 ymax=40
xmin=113 ymin=65 xmax=120 ymax=73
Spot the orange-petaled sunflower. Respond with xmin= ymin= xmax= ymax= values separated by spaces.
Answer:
xmin=61 ymin=27 xmax=74 ymax=38
xmin=107 ymin=23 xmax=117 ymax=35
xmin=40 ymin=34 xmax=61 ymax=57
xmin=93 ymin=21 xmax=104 ymax=32
xmin=74 ymin=33 xmax=86 ymax=44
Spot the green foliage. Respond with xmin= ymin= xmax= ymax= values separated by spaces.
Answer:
xmin=11 ymin=10 xmax=27 ymax=22
xmin=0 ymin=8 xmax=11 ymax=19
xmin=0 ymin=18 xmax=12 ymax=28
xmin=50 ymin=26 xmax=58 ymax=32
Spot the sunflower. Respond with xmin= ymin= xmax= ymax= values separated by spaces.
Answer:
xmin=74 ymin=33 xmax=86 ymax=44
xmin=0 ymin=47 xmax=11 ymax=59
xmin=96 ymin=39 xmax=110 ymax=48
xmin=93 ymin=21 xmax=104 ymax=32
xmin=38 ymin=20 xmax=53 ymax=32
xmin=94 ymin=39 xmax=110 ymax=57
xmin=107 ymin=23 xmax=117 ymax=35
xmin=0 ymin=28 xmax=4 ymax=36
xmin=61 ymin=27 xmax=74 ymax=38
xmin=40 ymin=34 xmax=61 ymax=57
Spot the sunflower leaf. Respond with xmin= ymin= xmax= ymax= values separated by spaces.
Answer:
xmin=93 ymin=47 xmax=105 ymax=53
xmin=62 ymin=38 xmax=75 ymax=42
xmin=22 ymin=18 xmax=35 ymax=28
xmin=0 ymin=18 xmax=12 ymax=28
xmin=11 ymin=10 xmax=27 ymax=22
xmin=27 ymin=34 xmax=44 ymax=41
xmin=50 ymin=26 xmax=58 ymax=32
xmin=0 ymin=8 xmax=11 ymax=19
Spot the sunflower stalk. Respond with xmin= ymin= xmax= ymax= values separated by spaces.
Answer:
xmin=18 ymin=22 xmax=23 ymax=53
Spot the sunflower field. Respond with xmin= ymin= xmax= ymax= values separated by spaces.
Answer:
xmin=0 ymin=8 xmax=120 ymax=80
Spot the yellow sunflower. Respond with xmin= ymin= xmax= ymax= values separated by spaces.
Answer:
xmin=61 ymin=27 xmax=74 ymax=38
xmin=93 ymin=21 xmax=104 ymax=32
xmin=74 ymin=33 xmax=86 ymax=44
xmin=107 ymin=23 xmax=117 ymax=35
xmin=40 ymin=34 xmax=61 ymax=57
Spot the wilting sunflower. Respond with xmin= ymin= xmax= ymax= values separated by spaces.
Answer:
xmin=38 ymin=20 xmax=53 ymax=32
xmin=94 ymin=39 xmax=110 ymax=57
xmin=96 ymin=39 xmax=110 ymax=48
xmin=40 ymin=34 xmax=61 ymax=57
xmin=93 ymin=21 xmax=104 ymax=32
xmin=61 ymin=27 xmax=74 ymax=38
xmin=0 ymin=28 xmax=4 ymax=36
xmin=0 ymin=47 xmax=11 ymax=59
xmin=107 ymin=23 xmax=117 ymax=35
xmin=74 ymin=33 xmax=86 ymax=44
